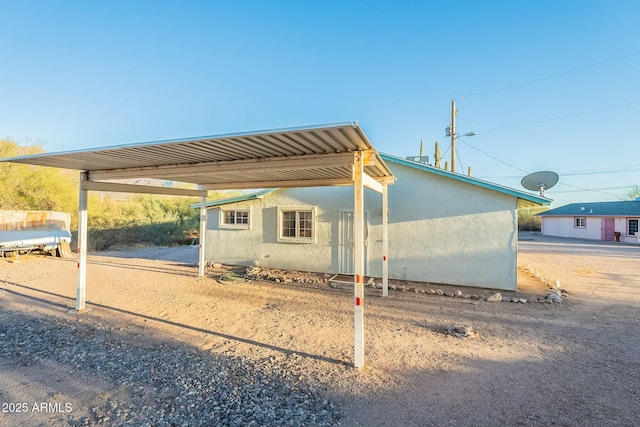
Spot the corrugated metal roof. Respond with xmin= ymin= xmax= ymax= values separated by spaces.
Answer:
xmin=0 ymin=122 xmax=394 ymax=190
xmin=380 ymin=154 xmax=551 ymax=208
xmin=537 ymin=200 xmax=640 ymax=217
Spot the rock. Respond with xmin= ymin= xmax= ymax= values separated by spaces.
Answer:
xmin=436 ymin=289 xmax=444 ymax=296
xmin=462 ymin=294 xmax=472 ymax=299
xmin=528 ymin=297 xmax=539 ymax=303
xmin=547 ymin=289 xmax=561 ymax=296
xmin=487 ymin=292 xmax=502 ymax=302
xmin=390 ymin=284 xmax=397 ymax=290
xmin=446 ymin=325 xmax=479 ymax=338
xmin=367 ymin=277 xmax=375 ymax=285
xmin=518 ymin=298 xmax=528 ymax=304
xmin=502 ymin=296 xmax=511 ymax=302
xmin=408 ymin=287 xmax=418 ymax=293
xmin=428 ymin=289 xmax=436 ymax=294
xmin=547 ymin=293 xmax=563 ymax=303
xmin=455 ymin=290 xmax=463 ymax=297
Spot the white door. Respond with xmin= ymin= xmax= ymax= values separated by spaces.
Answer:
xmin=338 ymin=210 xmax=368 ymax=275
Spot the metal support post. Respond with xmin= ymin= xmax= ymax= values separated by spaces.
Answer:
xmin=353 ymin=151 xmax=365 ymax=368
xmin=198 ymin=194 xmax=207 ymax=277
xmin=382 ymin=184 xmax=389 ymax=297
xmin=76 ymin=171 xmax=88 ymax=311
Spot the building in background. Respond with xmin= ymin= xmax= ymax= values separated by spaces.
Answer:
xmin=538 ymin=200 xmax=640 ymax=244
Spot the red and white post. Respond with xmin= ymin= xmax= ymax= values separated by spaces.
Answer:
xmin=353 ymin=152 xmax=365 ymax=368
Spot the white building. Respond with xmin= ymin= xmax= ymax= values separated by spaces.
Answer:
xmin=538 ymin=200 xmax=640 ymax=243
xmin=201 ymin=154 xmax=550 ymax=291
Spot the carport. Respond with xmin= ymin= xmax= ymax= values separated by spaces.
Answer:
xmin=1 ymin=122 xmax=395 ymax=368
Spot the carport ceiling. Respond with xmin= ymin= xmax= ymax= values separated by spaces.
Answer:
xmin=2 ymin=122 xmax=395 ymax=190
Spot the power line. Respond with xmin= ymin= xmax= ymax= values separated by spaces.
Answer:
xmin=477 ymin=101 xmax=640 ymax=133
xmin=483 ymin=165 xmax=640 ymax=180
xmin=458 ymin=49 xmax=640 ymax=98
xmin=551 ymin=183 xmax=624 ymax=196
xmin=458 ymin=138 xmax=529 ymax=174
xmin=458 ymin=139 xmax=638 ymax=198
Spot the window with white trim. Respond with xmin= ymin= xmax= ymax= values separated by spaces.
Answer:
xmin=575 ymin=217 xmax=586 ymax=228
xmin=220 ymin=208 xmax=250 ymax=229
xmin=278 ymin=208 xmax=315 ymax=242
xmin=628 ymin=218 xmax=639 ymax=236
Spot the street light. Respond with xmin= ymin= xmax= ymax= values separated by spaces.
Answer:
xmin=445 ymin=99 xmax=475 ymax=172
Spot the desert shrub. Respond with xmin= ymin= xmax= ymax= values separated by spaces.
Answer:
xmin=518 ymin=207 xmax=548 ymax=231
xmin=87 ymin=221 xmax=196 ymax=251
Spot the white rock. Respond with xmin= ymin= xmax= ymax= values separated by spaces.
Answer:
xmin=487 ymin=293 xmax=502 ymax=302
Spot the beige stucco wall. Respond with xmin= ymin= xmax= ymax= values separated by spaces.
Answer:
xmin=205 ymin=162 xmax=520 ymax=290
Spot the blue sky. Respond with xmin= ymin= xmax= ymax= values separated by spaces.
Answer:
xmin=1 ymin=1 xmax=639 ymax=207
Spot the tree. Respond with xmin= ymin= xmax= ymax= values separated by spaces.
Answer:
xmin=619 ymin=184 xmax=640 ymax=201
xmin=0 ymin=139 xmax=78 ymax=216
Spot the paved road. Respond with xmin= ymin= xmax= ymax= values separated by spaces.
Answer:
xmin=518 ymin=231 xmax=640 ymax=257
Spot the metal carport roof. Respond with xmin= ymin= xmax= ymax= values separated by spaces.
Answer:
xmin=1 ymin=121 xmax=395 ymax=369
xmin=3 ymin=122 xmax=394 ymax=192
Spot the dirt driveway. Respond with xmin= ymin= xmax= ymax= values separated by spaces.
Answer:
xmin=1 ymin=235 xmax=639 ymax=426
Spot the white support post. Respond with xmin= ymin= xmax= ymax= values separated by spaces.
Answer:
xmin=353 ymin=151 xmax=365 ymax=368
xmin=198 ymin=194 xmax=207 ymax=277
xmin=76 ymin=172 xmax=88 ymax=311
xmin=382 ymin=183 xmax=389 ymax=297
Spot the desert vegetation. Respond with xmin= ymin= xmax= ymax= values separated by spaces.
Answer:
xmin=518 ymin=206 xmax=548 ymax=231
xmin=0 ymin=139 xmax=232 ymax=251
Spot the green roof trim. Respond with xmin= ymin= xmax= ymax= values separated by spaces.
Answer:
xmin=380 ymin=153 xmax=551 ymax=207
xmin=536 ymin=200 xmax=640 ymax=217
xmin=191 ymin=189 xmax=277 ymax=209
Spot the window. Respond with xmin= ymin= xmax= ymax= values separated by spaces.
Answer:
xmin=575 ymin=217 xmax=586 ymax=228
xmin=220 ymin=209 xmax=250 ymax=229
xmin=278 ymin=208 xmax=315 ymax=242
xmin=629 ymin=218 xmax=639 ymax=236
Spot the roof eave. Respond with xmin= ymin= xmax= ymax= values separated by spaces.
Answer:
xmin=380 ymin=153 xmax=551 ymax=207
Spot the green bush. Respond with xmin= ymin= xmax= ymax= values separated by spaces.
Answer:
xmin=518 ymin=207 xmax=548 ymax=231
xmin=87 ymin=222 xmax=197 ymax=251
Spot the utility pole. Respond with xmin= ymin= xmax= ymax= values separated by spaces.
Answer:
xmin=450 ymin=99 xmax=457 ymax=173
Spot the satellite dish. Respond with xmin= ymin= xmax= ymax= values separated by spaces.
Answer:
xmin=521 ymin=171 xmax=559 ymax=196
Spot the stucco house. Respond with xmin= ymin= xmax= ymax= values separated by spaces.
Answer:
xmin=538 ymin=200 xmax=640 ymax=243
xmin=199 ymin=153 xmax=550 ymax=291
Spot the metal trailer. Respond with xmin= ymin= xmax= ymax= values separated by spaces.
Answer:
xmin=0 ymin=210 xmax=72 ymax=256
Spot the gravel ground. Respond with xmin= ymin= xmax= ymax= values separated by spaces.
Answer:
xmin=1 ymin=236 xmax=639 ymax=426
xmin=0 ymin=306 xmax=340 ymax=427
